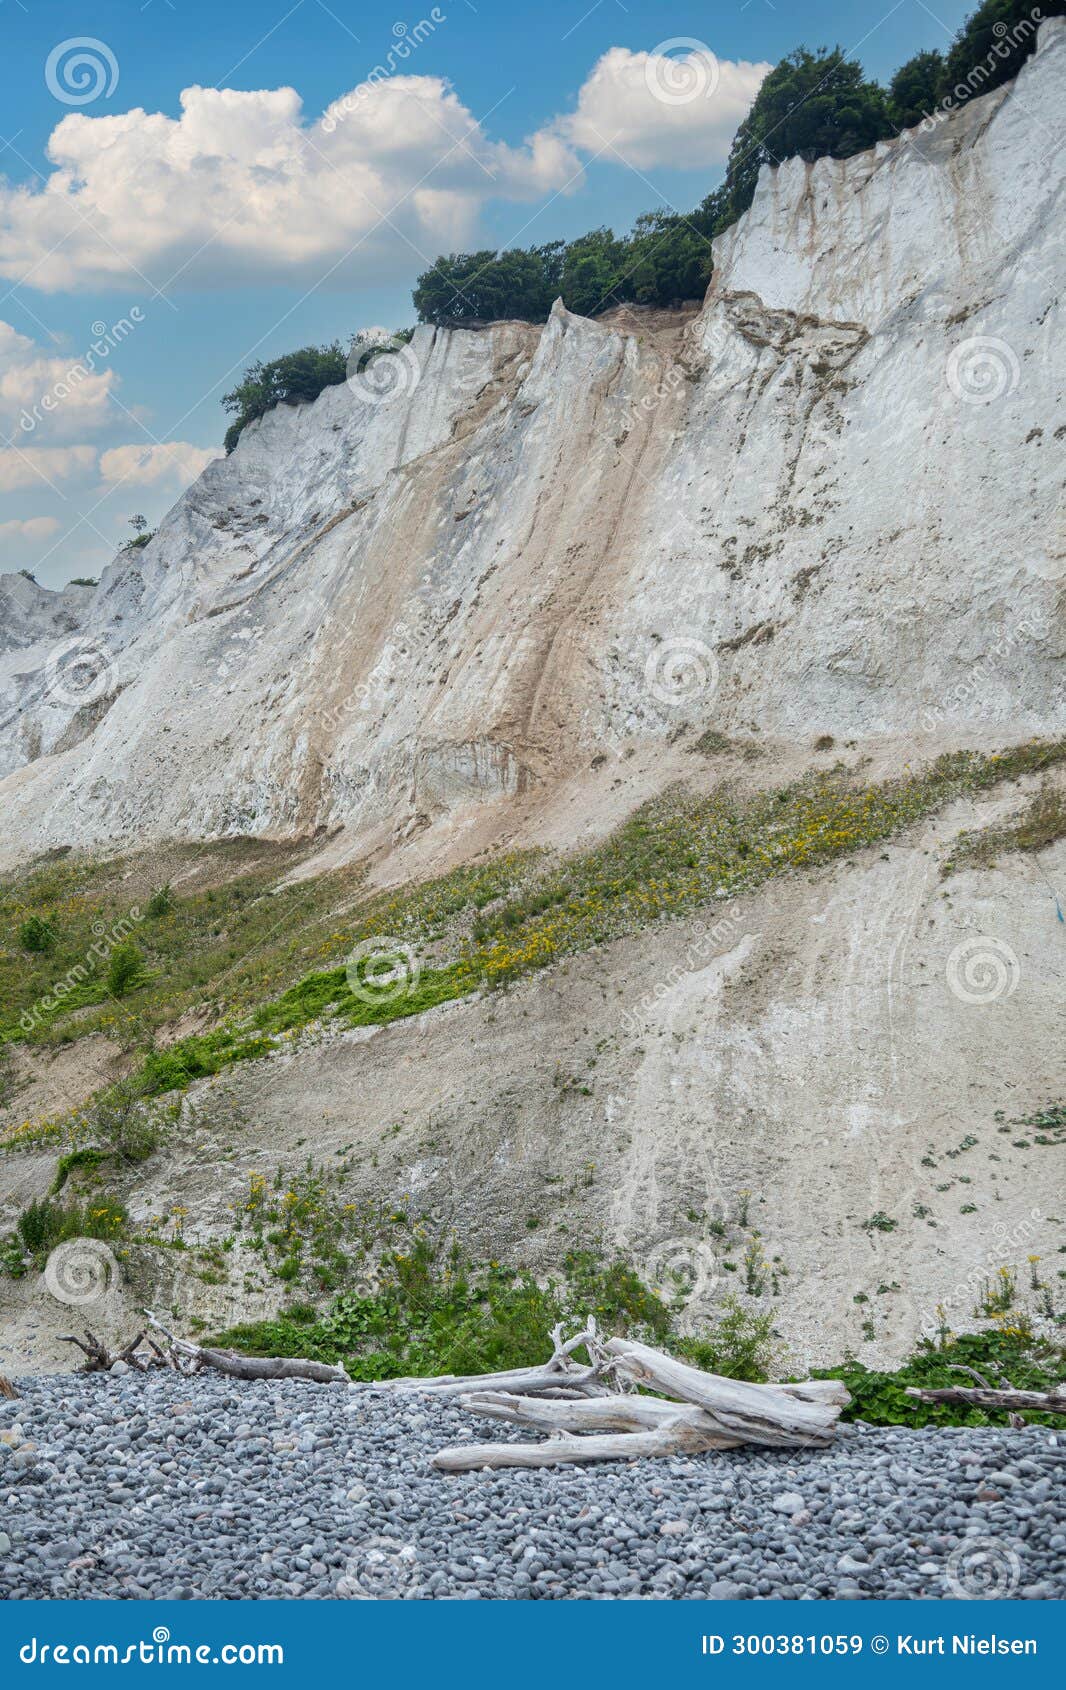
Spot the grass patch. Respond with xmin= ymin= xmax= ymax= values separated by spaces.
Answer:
xmin=4 ymin=740 xmax=1062 ymax=1109
xmin=813 ymin=1329 xmax=1066 ymax=1428
xmin=0 ymin=1194 xmax=127 ymax=1277
xmin=0 ymin=839 xmax=536 ymax=1059
xmin=942 ymin=782 xmax=1066 ymax=877
xmin=255 ymin=961 xmax=468 ymax=1036
xmin=208 ymin=1240 xmax=674 ymax=1382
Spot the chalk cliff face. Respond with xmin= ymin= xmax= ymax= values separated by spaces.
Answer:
xmin=1 ymin=20 xmax=1063 ymax=865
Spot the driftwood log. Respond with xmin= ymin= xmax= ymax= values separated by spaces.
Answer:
xmin=60 ymin=1329 xmax=163 ymax=1372
xmin=905 ymin=1384 xmax=1066 ymax=1413
xmin=144 ymin=1312 xmax=350 ymax=1384
xmin=54 ymin=1314 xmax=859 ymax=1468
xmin=426 ymin=1328 xmax=852 ymax=1469
xmin=382 ymin=1322 xmax=608 ymax=1398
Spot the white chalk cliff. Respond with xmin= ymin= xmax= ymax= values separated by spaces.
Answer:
xmin=1 ymin=20 xmax=1063 ymax=866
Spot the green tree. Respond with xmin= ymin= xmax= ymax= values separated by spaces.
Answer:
xmin=722 ymin=47 xmax=892 ymax=225
xmin=887 ymin=49 xmax=945 ymax=129
xmin=559 ymin=228 xmax=629 ymax=317
xmin=413 ymin=245 xmax=563 ymax=325
xmin=938 ymin=0 xmax=1063 ymax=110
xmin=222 ymin=343 xmax=348 ymax=452
xmin=628 ymin=212 xmax=714 ymax=306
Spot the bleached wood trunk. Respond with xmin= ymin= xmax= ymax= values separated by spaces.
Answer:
xmin=906 ymin=1383 xmax=1065 ymax=1412
xmin=605 ymin=1338 xmax=843 ymax=1447
xmin=458 ymin=1389 xmax=742 ymax=1444
xmin=432 ymin=1424 xmax=721 ymax=1472
xmin=144 ymin=1312 xmax=350 ymax=1384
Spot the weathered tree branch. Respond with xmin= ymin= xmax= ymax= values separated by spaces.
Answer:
xmin=605 ymin=1338 xmax=844 ymax=1447
xmin=905 ymin=1383 xmax=1066 ymax=1413
xmin=144 ymin=1312 xmax=350 ymax=1384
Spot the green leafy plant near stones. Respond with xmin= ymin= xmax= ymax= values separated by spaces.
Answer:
xmin=208 ymin=1237 xmax=675 ymax=1382
xmin=996 ymin=1102 xmax=1066 ymax=1148
xmin=0 ymin=1194 xmax=128 ymax=1277
xmin=813 ymin=1329 xmax=1066 ymax=1428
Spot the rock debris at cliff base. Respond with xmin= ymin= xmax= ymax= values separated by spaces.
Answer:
xmin=1 ymin=1375 xmax=1062 ymax=1600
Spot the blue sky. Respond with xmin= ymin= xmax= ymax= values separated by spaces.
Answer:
xmin=0 ymin=0 xmax=973 ymax=587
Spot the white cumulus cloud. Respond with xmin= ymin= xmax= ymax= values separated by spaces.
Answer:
xmin=98 ymin=441 xmax=224 ymax=489
xmin=0 ymin=319 xmax=116 ymax=438
xmin=0 ymin=515 xmax=62 ymax=542
xmin=0 ymin=444 xmax=98 ymax=493
xmin=556 ymin=45 xmax=771 ymax=170
xmin=0 ymin=78 xmax=581 ymax=294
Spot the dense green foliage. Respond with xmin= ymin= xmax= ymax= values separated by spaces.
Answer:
xmin=721 ymin=48 xmax=892 ymax=226
xmin=209 ymin=1241 xmax=674 ymax=1381
xmin=0 ymin=1194 xmax=127 ymax=1276
xmin=815 ymin=1330 xmax=1066 ymax=1428
xmin=18 ymin=915 xmax=55 ymax=954
xmin=940 ymin=0 xmax=1063 ymax=107
xmin=222 ymin=343 xmax=348 ymax=451
xmin=887 ymin=49 xmax=946 ymax=130
xmin=412 ymin=212 xmax=717 ymax=326
xmin=411 ymin=1 xmax=1056 ymax=327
